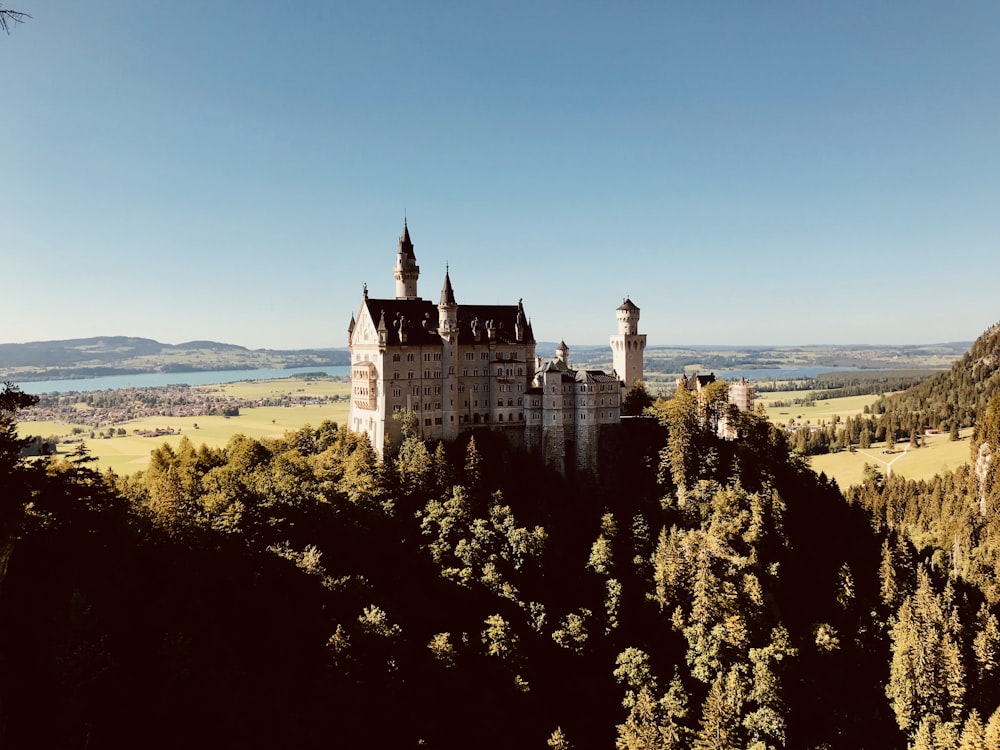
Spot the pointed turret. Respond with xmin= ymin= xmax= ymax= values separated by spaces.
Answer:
xmin=438 ymin=265 xmax=458 ymax=338
xmin=439 ymin=266 xmax=456 ymax=306
xmin=556 ymin=340 xmax=570 ymax=368
xmin=394 ymin=218 xmax=420 ymax=300
xmin=377 ymin=309 xmax=388 ymax=348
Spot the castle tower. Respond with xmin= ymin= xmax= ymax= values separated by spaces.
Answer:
xmin=439 ymin=267 xmax=460 ymax=441
xmin=556 ymin=340 xmax=570 ymax=369
xmin=438 ymin=266 xmax=458 ymax=337
xmin=611 ymin=297 xmax=646 ymax=388
xmin=393 ymin=219 xmax=420 ymax=300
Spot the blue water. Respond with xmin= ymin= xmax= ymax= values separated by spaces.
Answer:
xmin=13 ymin=364 xmax=864 ymax=395
xmin=14 ymin=366 xmax=352 ymax=395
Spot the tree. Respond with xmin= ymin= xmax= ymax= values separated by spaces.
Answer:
xmin=622 ymin=381 xmax=654 ymax=417
xmin=547 ymin=726 xmax=572 ymax=750
xmin=0 ymin=382 xmax=37 ymax=474
xmin=0 ymin=5 xmax=30 ymax=34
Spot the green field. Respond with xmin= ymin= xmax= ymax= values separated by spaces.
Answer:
xmin=759 ymin=391 xmax=882 ymax=426
xmin=810 ymin=428 xmax=975 ymax=488
xmin=20 ymin=378 xmax=351 ymax=475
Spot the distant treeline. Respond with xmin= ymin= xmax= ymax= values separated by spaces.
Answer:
xmin=761 ymin=371 xmax=938 ymax=397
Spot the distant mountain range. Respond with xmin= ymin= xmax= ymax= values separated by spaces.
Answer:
xmin=1 ymin=336 xmax=975 ymax=384
xmin=0 ymin=337 xmax=350 ymax=382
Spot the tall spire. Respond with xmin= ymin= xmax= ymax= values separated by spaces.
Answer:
xmin=439 ymin=264 xmax=456 ymax=307
xmin=438 ymin=264 xmax=458 ymax=338
xmin=400 ymin=217 xmax=414 ymax=259
xmin=394 ymin=218 xmax=419 ymax=299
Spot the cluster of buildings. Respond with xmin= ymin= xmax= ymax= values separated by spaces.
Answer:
xmin=347 ymin=222 xmax=751 ymax=475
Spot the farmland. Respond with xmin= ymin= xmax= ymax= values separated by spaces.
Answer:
xmin=18 ymin=377 xmax=351 ymax=475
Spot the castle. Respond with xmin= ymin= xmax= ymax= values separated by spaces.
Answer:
xmin=347 ymin=221 xmax=646 ymax=475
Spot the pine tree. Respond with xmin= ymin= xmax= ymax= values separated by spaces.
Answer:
xmin=958 ymin=709 xmax=986 ymax=750
xmin=693 ymin=669 xmax=744 ymax=750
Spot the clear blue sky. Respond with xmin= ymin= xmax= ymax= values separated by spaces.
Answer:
xmin=3 ymin=1 xmax=998 ymax=349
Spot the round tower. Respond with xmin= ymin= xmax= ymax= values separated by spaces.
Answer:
xmin=611 ymin=297 xmax=646 ymax=389
xmin=616 ymin=297 xmax=640 ymax=335
xmin=393 ymin=219 xmax=420 ymax=300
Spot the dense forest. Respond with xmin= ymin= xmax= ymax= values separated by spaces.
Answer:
xmin=2 ymin=326 xmax=1000 ymax=749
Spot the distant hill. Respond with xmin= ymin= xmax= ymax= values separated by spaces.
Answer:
xmin=0 ymin=337 xmax=350 ymax=382
xmin=873 ymin=323 xmax=1000 ymax=431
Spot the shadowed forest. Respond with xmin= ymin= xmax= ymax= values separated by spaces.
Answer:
xmin=3 ymin=323 xmax=1000 ymax=749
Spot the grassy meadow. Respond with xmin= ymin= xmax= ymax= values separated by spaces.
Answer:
xmin=759 ymin=391 xmax=882 ymax=425
xmin=20 ymin=378 xmax=351 ymax=475
xmin=757 ymin=391 xmax=973 ymax=486
xmin=810 ymin=428 xmax=975 ymax=488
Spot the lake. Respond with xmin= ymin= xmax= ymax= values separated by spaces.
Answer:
xmin=13 ymin=364 xmax=869 ymax=395
xmin=14 ymin=366 xmax=352 ymax=395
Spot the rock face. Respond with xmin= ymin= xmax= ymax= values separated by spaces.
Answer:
xmin=975 ymin=440 xmax=993 ymax=516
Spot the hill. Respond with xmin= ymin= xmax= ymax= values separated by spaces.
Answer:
xmin=872 ymin=322 xmax=1000 ymax=433
xmin=0 ymin=336 xmax=350 ymax=381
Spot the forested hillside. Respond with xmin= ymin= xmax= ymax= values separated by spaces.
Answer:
xmin=3 ymin=335 xmax=1000 ymax=748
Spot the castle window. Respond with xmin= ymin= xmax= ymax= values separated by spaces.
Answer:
xmin=425 ymin=419 xmax=432 ymax=426
xmin=435 ymin=417 xmax=442 ymax=425
xmin=518 ymin=413 xmax=523 ymax=421
xmin=517 ymin=368 xmax=523 ymax=376
xmin=424 ymin=353 xmax=431 ymax=362
xmin=393 ymin=372 xmax=400 ymax=380
xmin=498 ymin=399 xmax=503 ymax=407
xmin=463 ymin=369 xmax=469 ymax=377
xmin=496 ymin=369 xmax=502 ymax=377
xmin=498 ymin=414 xmax=504 ymax=422
xmin=392 ymin=388 xmax=401 ymax=398
xmin=392 ymin=353 xmax=400 ymax=362
xmin=434 ymin=353 xmax=441 ymax=361
xmin=408 ymin=371 xmax=413 ymax=379
xmin=481 ymin=352 xmax=488 ymax=360
xmin=495 ymin=353 xmax=501 ymax=360
xmin=407 ymin=353 xmax=415 ymax=362
xmin=466 ymin=352 xmax=474 ymax=360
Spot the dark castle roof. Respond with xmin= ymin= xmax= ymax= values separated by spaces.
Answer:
xmin=362 ymin=297 xmax=534 ymax=348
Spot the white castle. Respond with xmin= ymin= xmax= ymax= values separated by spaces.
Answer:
xmin=347 ymin=221 xmax=646 ymax=475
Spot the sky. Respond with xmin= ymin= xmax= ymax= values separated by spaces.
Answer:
xmin=2 ymin=1 xmax=999 ymax=350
